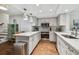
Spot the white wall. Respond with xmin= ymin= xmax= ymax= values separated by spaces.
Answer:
xmin=0 ymin=13 xmax=9 ymax=32
xmin=9 ymin=15 xmax=38 ymax=32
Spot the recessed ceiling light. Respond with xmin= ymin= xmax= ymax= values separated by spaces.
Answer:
xmin=0 ymin=6 xmax=8 ymax=11
xmin=65 ymin=9 xmax=68 ymax=12
xmin=49 ymin=9 xmax=53 ymax=11
xmin=39 ymin=10 xmax=42 ymax=13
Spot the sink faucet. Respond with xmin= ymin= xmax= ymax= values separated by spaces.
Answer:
xmin=71 ymin=26 xmax=78 ymax=37
xmin=74 ymin=26 xmax=77 ymax=37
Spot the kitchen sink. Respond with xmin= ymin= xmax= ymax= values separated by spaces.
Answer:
xmin=61 ymin=34 xmax=79 ymax=39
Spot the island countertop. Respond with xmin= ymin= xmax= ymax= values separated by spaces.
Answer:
xmin=55 ymin=32 xmax=79 ymax=53
xmin=14 ymin=31 xmax=40 ymax=37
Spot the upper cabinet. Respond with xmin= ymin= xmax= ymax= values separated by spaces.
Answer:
xmin=58 ymin=14 xmax=66 ymax=26
xmin=29 ymin=16 xmax=33 ymax=22
xmin=32 ymin=17 xmax=38 ymax=26
xmin=58 ymin=13 xmax=72 ymax=32
xmin=28 ymin=16 xmax=38 ymax=26
xmin=37 ymin=17 xmax=57 ymax=26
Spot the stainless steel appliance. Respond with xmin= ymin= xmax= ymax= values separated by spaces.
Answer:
xmin=41 ymin=32 xmax=49 ymax=38
xmin=41 ymin=23 xmax=49 ymax=27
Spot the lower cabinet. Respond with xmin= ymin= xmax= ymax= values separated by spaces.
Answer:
xmin=57 ymin=36 xmax=79 ymax=55
xmin=28 ymin=32 xmax=41 ymax=54
xmin=49 ymin=32 xmax=56 ymax=42
xmin=15 ymin=32 xmax=41 ymax=55
xmin=29 ymin=40 xmax=33 ymax=54
xmin=66 ymin=49 xmax=74 ymax=55
xmin=57 ymin=36 xmax=65 ymax=55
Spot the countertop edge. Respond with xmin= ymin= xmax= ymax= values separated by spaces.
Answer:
xmin=55 ymin=32 xmax=79 ymax=53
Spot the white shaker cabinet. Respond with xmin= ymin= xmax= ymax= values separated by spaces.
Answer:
xmin=29 ymin=38 xmax=33 ymax=54
xmin=49 ymin=32 xmax=56 ymax=42
xmin=58 ymin=13 xmax=71 ymax=32
xmin=57 ymin=36 xmax=69 ymax=55
xmin=56 ymin=35 xmax=79 ymax=55
xmin=33 ymin=33 xmax=41 ymax=48
xmin=28 ymin=33 xmax=41 ymax=54
xmin=29 ymin=36 xmax=34 ymax=54
xmin=15 ymin=31 xmax=41 ymax=55
xmin=66 ymin=48 xmax=75 ymax=55
xmin=58 ymin=14 xmax=66 ymax=26
xmin=31 ymin=16 xmax=38 ymax=26
xmin=66 ymin=45 xmax=79 ymax=55
xmin=57 ymin=36 xmax=65 ymax=54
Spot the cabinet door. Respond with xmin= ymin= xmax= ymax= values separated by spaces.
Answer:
xmin=57 ymin=35 xmax=78 ymax=55
xmin=49 ymin=32 xmax=53 ymax=41
xmin=59 ymin=14 xmax=66 ymax=25
xmin=32 ymin=36 xmax=36 ymax=50
xmin=29 ymin=36 xmax=33 ymax=54
xmin=49 ymin=32 xmax=56 ymax=42
xmin=60 ymin=40 xmax=67 ymax=55
xmin=33 ymin=34 xmax=40 ymax=49
xmin=66 ymin=49 xmax=74 ymax=55
xmin=28 ymin=41 xmax=32 ymax=54
xmin=57 ymin=36 xmax=67 ymax=55
xmin=57 ymin=36 xmax=62 ymax=54
xmin=37 ymin=33 xmax=41 ymax=42
xmin=32 ymin=17 xmax=38 ymax=26
xmin=66 ymin=46 xmax=77 ymax=55
xmin=32 ymin=35 xmax=39 ymax=51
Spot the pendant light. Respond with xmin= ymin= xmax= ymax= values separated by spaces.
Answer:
xmin=29 ymin=13 xmax=33 ymax=22
xmin=23 ymin=8 xmax=28 ymax=20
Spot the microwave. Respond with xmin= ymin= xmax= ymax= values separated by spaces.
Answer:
xmin=41 ymin=23 xmax=49 ymax=27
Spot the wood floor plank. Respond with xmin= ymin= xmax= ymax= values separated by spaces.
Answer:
xmin=0 ymin=38 xmax=58 ymax=55
xmin=32 ymin=39 xmax=58 ymax=55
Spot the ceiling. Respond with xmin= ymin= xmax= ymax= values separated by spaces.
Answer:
xmin=0 ymin=4 xmax=79 ymax=18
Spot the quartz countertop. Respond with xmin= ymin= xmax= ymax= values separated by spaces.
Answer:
xmin=55 ymin=32 xmax=79 ymax=53
xmin=0 ymin=33 xmax=7 ymax=35
xmin=14 ymin=31 xmax=40 ymax=37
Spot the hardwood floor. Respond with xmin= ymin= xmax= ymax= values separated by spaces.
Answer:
xmin=32 ymin=38 xmax=58 ymax=55
xmin=0 ymin=41 xmax=15 ymax=55
xmin=0 ymin=38 xmax=58 ymax=55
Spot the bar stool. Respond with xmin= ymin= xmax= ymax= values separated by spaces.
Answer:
xmin=14 ymin=42 xmax=28 ymax=55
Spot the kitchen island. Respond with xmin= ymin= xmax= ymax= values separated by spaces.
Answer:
xmin=14 ymin=31 xmax=41 ymax=55
xmin=55 ymin=32 xmax=79 ymax=55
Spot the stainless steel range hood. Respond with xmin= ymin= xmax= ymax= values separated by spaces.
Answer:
xmin=41 ymin=23 xmax=49 ymax=27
